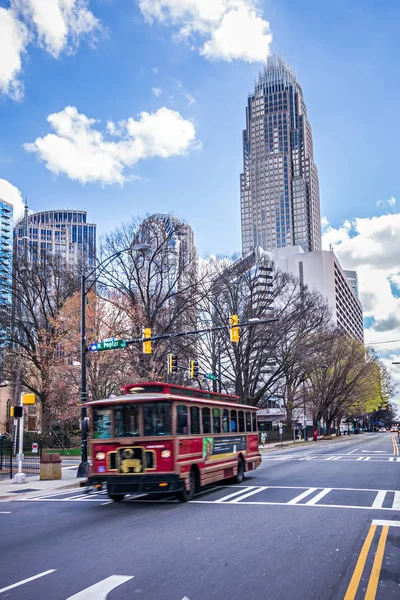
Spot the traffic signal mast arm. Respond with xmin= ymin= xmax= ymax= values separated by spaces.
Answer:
xmin=124 ymin=317 xmax=279 ymax=347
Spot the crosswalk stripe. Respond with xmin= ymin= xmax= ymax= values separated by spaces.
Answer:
xmin=287 ymin=488 xmax=317 ymax=505
xmin=392 ymin=492 xmax=400 ymax=510
xmin=372 ymin=490 xmax=386 ymax=509
xmin=305 ymin=488 xmax=331 ymax=505
xmin=214 ymin=486 xmax=258 ymax=503
xmin=230 ymin=486 xmax=266 ymax=503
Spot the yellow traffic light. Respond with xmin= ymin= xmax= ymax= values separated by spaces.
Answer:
xmin=189 ymin=360 xmax=199 ymax=378
xmin=168 ymin=353 xmax=177 ymax=374
xmin=229 ymin=314 xmax=240 ymax=343
xmin=143 ymin=328 xmax=152 ymax=354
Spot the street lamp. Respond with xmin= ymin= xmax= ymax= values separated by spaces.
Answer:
xmin=77 ymin=242 xmax=150 ymax=478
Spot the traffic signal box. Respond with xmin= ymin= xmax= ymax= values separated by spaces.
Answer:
xmin=168 ymin=354 xmax=178 ymax=374
xmin=189 ymin=360 xmax=199 ymax=379
xmin=229 ymin=314 xmax=240 ymax=343
xmin=10 ymin=406 xmax=23 ymax=418
xmin=142 ymin=328 xmax=152 ymax=354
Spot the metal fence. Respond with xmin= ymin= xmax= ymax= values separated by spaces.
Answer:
xmin=0 ymin=437 xmax=42 ymax=479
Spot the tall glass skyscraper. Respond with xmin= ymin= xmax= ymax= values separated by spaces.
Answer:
xmin=14 ymin=209 xmax=96 ymax=271
xmin=240 ymin=55 xmax=321 ymax=256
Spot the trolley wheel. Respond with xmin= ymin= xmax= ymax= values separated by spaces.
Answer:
xmin=177 ymin=468 xmax=197 ymax=502
xmin=234 ymin=458 xmax=245 ymax=484
xmin=108 ymin=493 xmax=125 ymax=502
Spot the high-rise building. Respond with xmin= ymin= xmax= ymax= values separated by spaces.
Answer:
xmin=240 ymin=55 xmax=321 ymax=256
xmin=0 ymin=199 xmax=13 ymax=360
xmin=137 ymin=214 xmax=196 ymax=294
xmin=14 ymin=208 xmax=96 ymax=270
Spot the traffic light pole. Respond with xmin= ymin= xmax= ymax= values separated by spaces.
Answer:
xmin=77 ymin=273 xmax=89 ymax=478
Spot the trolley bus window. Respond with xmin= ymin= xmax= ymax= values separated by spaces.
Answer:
xmin=222 ymin=409 xmax=229 ymax=433
xmin=93 ymin=408 xmax=112 ymax=439
xmin=238 ymin=410 xmax=245 ymax=432
xmin=246 ymin=411 xmax=252 ymax=432
xmin=230 ymin=410 xmax=237 ymax=432
xmin=143 ymin=402 xmax=172 ymax=436
xmin=252 ymin=412 xmax=257 ymax=432
xmin=202 ymin=408 xmax=211 ymax=434
xmin=190 ymin=406 xmax=200 ymax=434
xmin=114 ymin=405 xmax=140 ymax=437
xmin=213 ymin=408 xmax=221 ymax=433
xmin=177 ymin=405 xmax=188 ymax=434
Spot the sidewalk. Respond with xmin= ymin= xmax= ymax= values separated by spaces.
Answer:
xmin=0 ymin=465 xmax=85 ymax=502
xmin=258 ymin=434 xmax=360 ymax=453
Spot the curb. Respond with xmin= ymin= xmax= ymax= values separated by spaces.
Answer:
xmin=0 ymin=479 xmax=86 ymax=502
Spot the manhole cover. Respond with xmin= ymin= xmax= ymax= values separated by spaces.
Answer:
xmin=8 ymin=488 xmax=39 ymax=494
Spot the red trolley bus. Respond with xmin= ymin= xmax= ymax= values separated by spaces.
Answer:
xmin=86 ymin=382 xmax=261 ymax=502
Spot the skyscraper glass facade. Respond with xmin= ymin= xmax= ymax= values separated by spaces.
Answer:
xmin=0 ymin=200 xmax=13 ymax=367
xmin=241 ymin=55 xmax=321 ymax=256
xmin=14 ymin=209 xmax=96 ymax=271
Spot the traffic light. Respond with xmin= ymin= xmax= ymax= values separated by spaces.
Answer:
xmin=142 ymin=328 xmax=152 ymax=354
xmin=10 ymin=406 xmax=23 ymax=418
xmin=168 ymin=353 xmax=178 ymax=374
xmin=229 ymin=314 xmax=240 ymax=343
xmin=189 ymin=360 xmax=199 ymax=379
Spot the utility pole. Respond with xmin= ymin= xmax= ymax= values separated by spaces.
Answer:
xmin=13 ymin=392 xmax=25 ymax=483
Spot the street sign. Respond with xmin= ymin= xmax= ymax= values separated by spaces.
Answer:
xmin=89 ymin=339 xmax=127 ymax=352
xmin=205 ymin=373 xmax=217 ymax=381
xmin=32 ymin=443 xmax=38 ymax=453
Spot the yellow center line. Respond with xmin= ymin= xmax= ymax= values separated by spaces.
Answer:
xmin=391 ymin=435 xmax=398 ymax=456
xmin=364 ymin=525 xmax=389 ymax=600
xmin=344 ymin=524 xmax=377 ymax=600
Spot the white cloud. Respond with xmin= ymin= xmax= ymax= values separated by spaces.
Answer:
xmin=322 ymin=213 xmax=400 ymax=347
xmin=0 ymin=7 xmax=29 ymax=100
xmin=14 ymin=0 xmax=101 ymax=57
xmin=152 ymin=86 xmax=162 ymax=97
xmin=0 ymin=1 xmax=101 ymax=100
xmin=138 ymin=0 xmax=273 ymax=63
xmin=321 ymin=216 xmax=329 ymax=228
xmin=185 ymin=92 xmax=195 ymax=105
xmin=24 ymin=105 xmax=199 ymax=185
xmin=152 ymin=67 xmax=158 ymax=73
xmin=0 ymin=178 xmax=25 ymax=220
xmin=376 ymin=196 xmax=396 ymax=209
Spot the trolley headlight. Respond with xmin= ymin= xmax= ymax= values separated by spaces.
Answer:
xmin=96 ymin=452 xmax=106 ymax=460
xmin=161 ymin=450 xmax=171 ymax=458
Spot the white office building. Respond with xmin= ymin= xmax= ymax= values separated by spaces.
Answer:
xmin=271 ymin=246 xmax=364 ymax=343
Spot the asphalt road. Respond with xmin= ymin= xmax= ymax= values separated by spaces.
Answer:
xmin=0 ymin=433 xmax=399 ymax=600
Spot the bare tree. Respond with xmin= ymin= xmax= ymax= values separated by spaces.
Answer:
xmin=99 ymin=215 xmax=202 ymax=383
xmin=2 ymin=253 xmax=79 ymax=435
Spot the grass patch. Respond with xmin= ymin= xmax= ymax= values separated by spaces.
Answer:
xmin=43 ymin=447 xmax=81 ymax=456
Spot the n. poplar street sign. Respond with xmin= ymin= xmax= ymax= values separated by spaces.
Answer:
xmin=89 ymin=339 xmax=127 ymax=352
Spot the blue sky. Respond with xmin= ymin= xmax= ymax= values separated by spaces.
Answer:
xmin=2 ymin=0 xmax=400 ymax=389
xmin=1 ymin=0 xmax=399 ymax=257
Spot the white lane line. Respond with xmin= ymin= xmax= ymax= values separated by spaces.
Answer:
xmin=66 ymin=575 xmax=134 ymax=599
xmin=0 ymin=570 xmax=56 ymax=594
xmin=393 ymin=492 xmax=400 ymax=510
xmin=389 ymin=458 xmax=395 ymax=462
xmin=287 ymin=488 xmax=317 ymax=505
xmin=230 ymin=486 xmax=267 ymax=503
xmin=62 ymin=466 xmax=78 ymax=470
xmin=357 ymin=457 xmax=364 ymax=461
xmin=347 ymin=448 xmax=359 ymax=454
xmin=372 ymin=520 xmax=400 ymax=527
xmin=305 ymin=488 xmax=332 ymax=506
xmin=0 ymin=511 xmax=11 ymax=514
xmin=214 ymin=486 xmax=258 ymax=503
xmin=372 ymin=490 xmax=387 ymax=509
